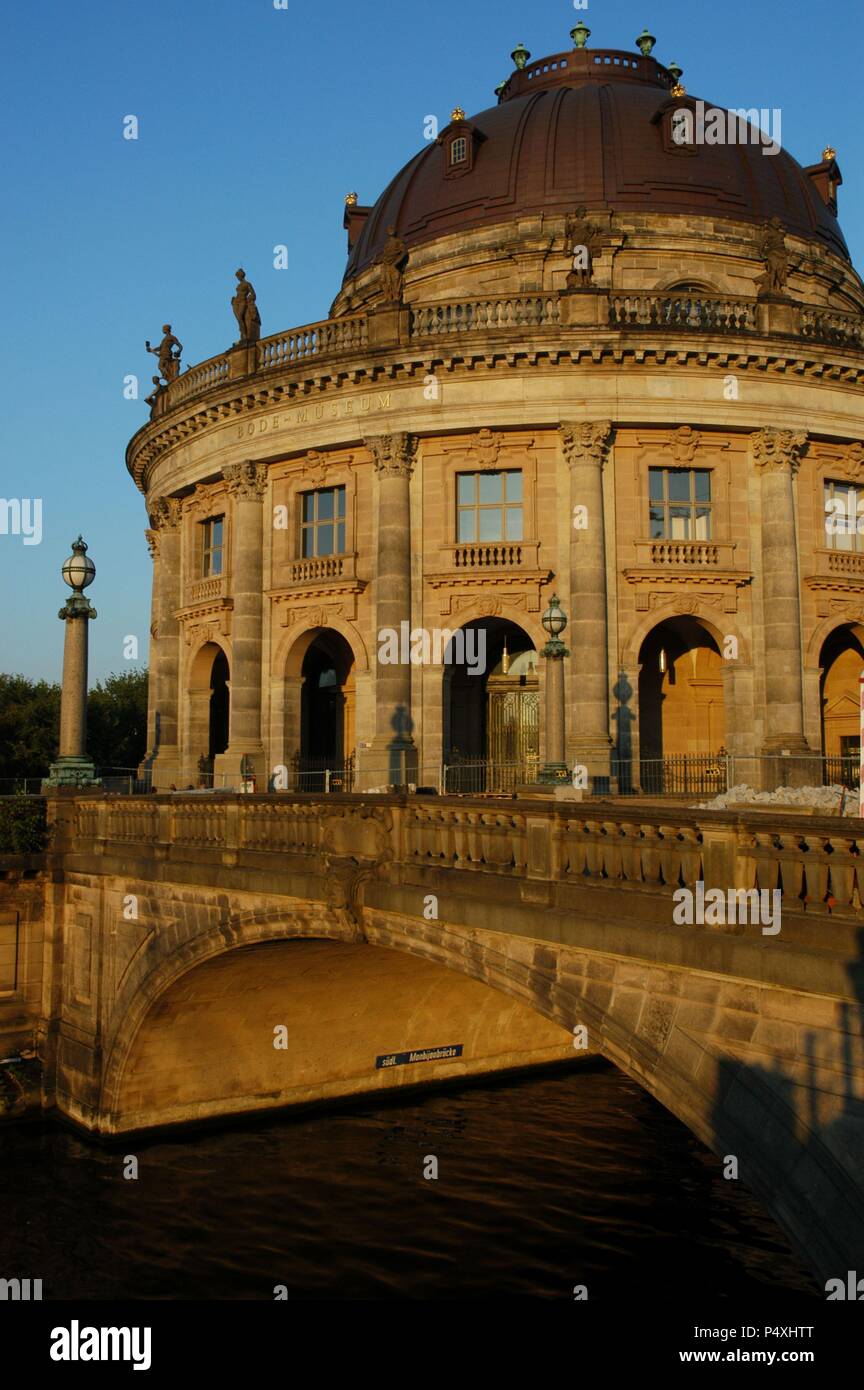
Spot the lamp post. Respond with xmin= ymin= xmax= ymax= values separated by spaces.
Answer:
xmin=538 ymin=595 xmax=570 ymax=785
xmin=43 ymin=537 xmax=100 ymax=789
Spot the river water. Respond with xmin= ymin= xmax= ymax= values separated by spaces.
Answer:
xmin=0 ymin=1060 xmax=818 ymax=1301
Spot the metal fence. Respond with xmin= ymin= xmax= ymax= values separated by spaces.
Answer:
xmin=442 ymin=756 xmax=540 ymax=795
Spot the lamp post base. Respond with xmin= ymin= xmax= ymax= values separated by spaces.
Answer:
xmin=42 ymin=757 xmax=101 ymax=790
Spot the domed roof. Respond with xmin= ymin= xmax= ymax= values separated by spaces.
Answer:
xmin=344 ymin=43 xmax=848 ymax=282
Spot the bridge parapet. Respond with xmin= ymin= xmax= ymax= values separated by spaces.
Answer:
xmin=59 ymin=794 xmax=864 ymax=924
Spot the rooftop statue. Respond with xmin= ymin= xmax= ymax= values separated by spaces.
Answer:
xmin=757 ymin=218 xmax=790 ymax=296
xmin=232 ymin=268 xmax=262 ymax=343
xmin=378 ymin=226 xmax=408 ymax=304
xmin=564 ymin=206 xmax=601 ymax=288
xmin=145 ymin=325 xmax=183 ymax=383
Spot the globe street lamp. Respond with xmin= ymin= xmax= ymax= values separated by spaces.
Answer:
xmin=43 ymin=537 xmax=100 ymax=789
xmin=538 ymin=595 xmax=570 ymax=785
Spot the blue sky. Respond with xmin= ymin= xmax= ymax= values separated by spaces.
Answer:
xmin=1 ymin=0 xmax=861 ymax=682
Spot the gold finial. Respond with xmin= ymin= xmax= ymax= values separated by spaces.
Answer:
xmin=823 ymin=145 xmax=837 ymax=163
xmin=345 ymin=192 xmax=359 ymax=206
xmin=451 ymin=106 xmax=466 ymax=122
xmin=671 ymin=83 xmax=686 ymax=97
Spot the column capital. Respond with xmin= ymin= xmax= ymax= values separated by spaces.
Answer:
xmin=148 ymin=496 xmax=183 ymax=530
xmin=223 ymin=461 xmax=269 ymax=498
xmin=751 ymin=428 xmax=808 ymax=475
xmin=560 ymin=420 xmax=613 ymax=469
xmin=145 ymin=528 xmax=159 ymax=560
xmin=365 ymin=432 xmax=417 ymax=478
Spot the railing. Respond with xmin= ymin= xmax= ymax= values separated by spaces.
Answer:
xmin=443 ymin=757 xmax=540 ymax=795
xmin=822 ymin=756 xmax=860 ymax=789
xmin=825 ymin=550 xmax=864 ymax=575
xmin=169 ymin=353 xmax=231 ymax=405
xmin=800 ymin=307 xmax=864 ymax=350
xmin=290 ymin=754 xmax=355 ymax=794
xmin=453 ymin=543 xmax=524 ymax=569
xmin=609 ymin=295 xmax=758 ymax=331
xmin=289 ymin=556 xmax=348 ymax=584
xmin=257 ymin=314 xmax=368 ymax=370
xmin=411 ymin=297 xmax=561 ymax=337
xmin=188 ymin=577 xmax=226 ymax=603
xmin=64 ymin=791 xmax=864 ymax=919
xmin=648 ymin=541 xmax=720 ymax=566
xmin=632 ymin=755 xmax=730 ymax=797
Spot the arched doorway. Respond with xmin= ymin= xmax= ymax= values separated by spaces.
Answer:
xmin=297 ymin=630 xmax=355 ymax=789
xmin=187 ymin=642 xmax=230 ymax=787
xmin=638 ymin=617 xmax=726 ymax=794
xmin=819 ymin=625 xmax=864 ymax=786
xmin=444 ymin=619 xmax=539 ymax=792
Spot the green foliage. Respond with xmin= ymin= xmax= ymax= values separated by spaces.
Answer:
xmin=0 ymin=795 xmax=48 ymax=852
xmin=0 ymin=675 xmax=60 ymax=779
xmin=0 ymin=669 xmax=149 ymax=779
xmin=88 ymin=669 xmax=149 ymax=771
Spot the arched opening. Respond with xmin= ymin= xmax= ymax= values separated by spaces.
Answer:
xmin=638 ymin=617 xmax=726 ymax=794
xmin=297 ymin=629 xmax=356 ymax=789
xmin=187 ymin=642 xmax=230 ymax=788
xmin=443 ymin=619 xmax=538 ymax=792
xmin=110 ymin=937 xmax=574 ymax=1133
xmin=819 ymin=624 xmax=864 ymax=786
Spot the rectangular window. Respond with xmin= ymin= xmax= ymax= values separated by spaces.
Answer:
xmin=301 ymin=486 xmax=346 ymax=558
xmin=456 ymin=470 xmax=523 ymax=543
xmin=648 ymin=468 xmax=711 ymax=540
xmin=450 ymin=136 xmax=468 ymax=165
xmin=824 ymin=479 xmax=864 ymax=553
xmin=201 ymin=516 xmax=224 ymax=577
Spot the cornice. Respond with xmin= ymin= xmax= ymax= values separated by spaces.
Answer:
xmin=127 ymin=342 xmax=864 ymax=495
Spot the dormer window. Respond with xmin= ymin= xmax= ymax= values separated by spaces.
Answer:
xmin=440 ymin=110 xmax=483 ymax=179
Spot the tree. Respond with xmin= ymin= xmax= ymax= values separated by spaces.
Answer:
xmin=0 ymin=669 xmax=149 ymax=779
xmin=88 ymin=670 xmax=149 ymax=771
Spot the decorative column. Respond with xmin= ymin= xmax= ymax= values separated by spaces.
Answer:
xmin=44 ymin=537 xmax=100 ymax=789
xmin=538 ymin=595 xmax=570 ymax=785
xmin=143 ymin=496 xmax=182 ymax=788
xmin=560 ymin=421 xmax=614 ymax=789
xmin=221 ymin=461 xmax=268 ymax=783
xmin=366 ymin=433 xmax=417 ymax=787
xmin=752 ymin=428 xmax=811 ymax=779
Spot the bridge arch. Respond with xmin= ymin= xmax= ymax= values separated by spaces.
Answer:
xmin=95 ymin=901 xmax=860 ymax=1284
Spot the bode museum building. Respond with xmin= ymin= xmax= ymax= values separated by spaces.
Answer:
xmin=127 ymin=23 xmax=864 ymax=795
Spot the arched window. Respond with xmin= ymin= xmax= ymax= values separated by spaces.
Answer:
xmin=450 ymin=136 xmax=468 ymax=166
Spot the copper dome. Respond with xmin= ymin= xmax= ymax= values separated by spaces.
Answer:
xmin=344 ymin=45 xmax=848 ymax=281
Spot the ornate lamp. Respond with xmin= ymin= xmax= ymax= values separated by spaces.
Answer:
xmin=511 ymin=43 xmax=530 ymax=70
xmin=538 ymin=596 xmax=571 ymax=785
xmin=636 ymin=28 xmax=657 ymax=56
xmin=43 ymin=538 xmax=101 ymax=790
xmin=571 ymin=21 xmax=591 ymax=49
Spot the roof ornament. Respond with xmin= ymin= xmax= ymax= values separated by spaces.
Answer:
xmin=667 ymin=61 xmax=685 ymax=96
xmin=451 ymin=107 xmax=466 ymax=122
xmin=345 ymin=192 xmax=359 ymax=206
xmin=570 ymin=20 xmax=591 ymax=48
xmin=823 ymin=146 xmax=837 ymax=162
xmin=494 ymin=80 xmax=507 ymax=97
xmin=635 ymin=28 xmax=656 ymax=56
xmin=511 ymin=43 xmax=530 ymax=70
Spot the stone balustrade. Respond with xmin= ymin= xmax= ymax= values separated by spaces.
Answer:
xmin=62 ymin=794 xmax=864 ymax=921
xmin=141 ymin=292 xmax=863 ymax=422
xmin=608 ymin=294 xmax=758 ymax=331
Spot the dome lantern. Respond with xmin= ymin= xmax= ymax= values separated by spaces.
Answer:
xmin=635 ymin=28 xmax=657 ymax=56
xmin=570 ymin=20 xmax=591 ymax=49
xmin=511 ymin=43 xmax=530 ymax=70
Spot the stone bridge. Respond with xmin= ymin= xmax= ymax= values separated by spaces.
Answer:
xmin=4 ymin=791 xmax=864 ymax=1286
